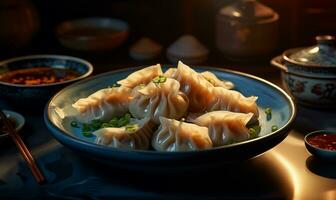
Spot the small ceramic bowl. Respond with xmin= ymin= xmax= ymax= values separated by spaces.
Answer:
xmin=0 ymin=55 xmax=93 ymax=108
xmin=304 ymin=130 xmax=336 ymax=161
xmin=0 ymin=110 xmax=25 ymax=136
xmin=56 ymin=17 xmax=129 ymax=51
xmin=271 ymin=35 xmax=336 ymax=108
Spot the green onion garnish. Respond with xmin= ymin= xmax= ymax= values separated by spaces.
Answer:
xmin=138 ymin=83 xmax=145 ymax=89
xmin=125 ymin=124 xmax=139 ymax=132
xmin=227 ymin=139 xmax=235 ymax=145
xmin=153 ymin=75 xmax=167 ymax=84
xmin=271 ymin=125 xmax=278 ymax=132
xmin=265 ymin=108 xmax=272 ymax=121
xmin=101 ymin=123 xmax=110 ymax=128
xmin=70 ymin=121 xmax=79 ymax=128
xmin=82 ymin=131 xmax=94 ymax=137
xmin=91 ymin=119 xmax=103 ymax=131
xmin=249 ymin=128 xmax=257 ymax=138
xmin=82 ymin=123 xmax=91 ymax=132
xmin=265 ymin=108 xmax=272 ymax=115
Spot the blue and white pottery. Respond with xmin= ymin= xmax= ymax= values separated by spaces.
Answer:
xmin=271 ymin=35 xmax=336 ymax=107
xmin=0 ymin=55 xmax=93 ymax=108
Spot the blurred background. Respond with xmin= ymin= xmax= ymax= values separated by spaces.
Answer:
xmin=1 ymin=0 xmax=336 ymax=72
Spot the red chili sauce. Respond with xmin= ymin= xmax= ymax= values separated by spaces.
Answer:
xmin=307 ymin=134 xmax=336 ymax=151
xmin=0 ymin=67 xmax=80 ymax=85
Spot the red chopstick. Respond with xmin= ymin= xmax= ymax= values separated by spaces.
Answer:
xmin=0 ymin=111 xmax=45 ymax=184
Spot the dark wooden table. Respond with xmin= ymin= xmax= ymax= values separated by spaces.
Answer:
xmin=0 ymin=47 xmax=335 ymax=199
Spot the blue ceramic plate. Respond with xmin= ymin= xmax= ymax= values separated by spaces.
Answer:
xmin=44 ymin=66 xmax=296 ymax=171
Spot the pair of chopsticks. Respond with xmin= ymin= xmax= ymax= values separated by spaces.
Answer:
xmin=0 ymin=110 xmax=45 ymax=184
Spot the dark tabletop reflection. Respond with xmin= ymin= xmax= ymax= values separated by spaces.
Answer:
xmin=81 ymin=153 xmax=294 ymax=199
xmin=306 ymin=156 xmax=336 ymax=179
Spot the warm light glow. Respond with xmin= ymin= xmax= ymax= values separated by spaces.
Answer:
xmin=232 ymin=11 xmax=241 ymax=17
xmin=309 ymin=47 xmax=319 ymax=53
xmin=284 ymin=134 xmax=304 ymax=147
xmin=299 ymin=58 xmax=308 ymax=62
xmin=272 ymin=151 xmax=302 ymax=200
xmin=324 ymin=189 xmax=336 ymax=200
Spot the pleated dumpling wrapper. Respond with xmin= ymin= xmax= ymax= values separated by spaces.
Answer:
xmin=170 ymin=61 xmax=213 ymax=112
xmin=117 ymin=64 xmax=162 ymax=89
xmin=129 ymin=76 xmax=189 ymax=124
xmin=93 ymin=117 xmax=156 ymax=150
xmin=72 ymin=86 xmax=131 ymax=123
xmin=192 ymin=111 xmax=254 ymax=146
xmin=207 ymin=87 xmax=259 ymax=122
xmin=152 ymin=117 xmax=213 ymax=152
xmin=200 ymin=71 xmax=234 ymax=89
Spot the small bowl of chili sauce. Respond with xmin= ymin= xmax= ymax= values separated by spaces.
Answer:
xmin=0 ymin=55 xmax=93 ymax=108
xmin=305 ymin=130 xmax=336 ymax=161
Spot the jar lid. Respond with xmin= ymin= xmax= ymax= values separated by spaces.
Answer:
xmin=288 ymin=35 xmax=336 ymax=67
xmin=218 ymin=0 xmax=277 ymax=22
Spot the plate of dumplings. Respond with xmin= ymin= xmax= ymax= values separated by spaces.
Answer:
xmin=45 ymin=61 xmax=295 ymax=171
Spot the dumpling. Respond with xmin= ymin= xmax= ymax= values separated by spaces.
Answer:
xmin=200 ymin=71 xmax=234 ymax=89
xmin=207 ymin=87 xmax=259 ymax=121
xmin=170 ymin=61 xmax=213 ymax=112
xmin=192 ymin=111 xmax=254 ymax=146
xmin=152 ymin=117 xmax=212 ymax=152
xmin=163 ymin=67 xmax=177 ymax=78
xmin=72 ymin=86 xmax=131 ymax=123
xmin=93 ymin=118 xmax=155 ymax=150
xmin=129 ymin=76 xmax=189 ymax=124
xmin=117 ymin=64 xmax=162 ymax=89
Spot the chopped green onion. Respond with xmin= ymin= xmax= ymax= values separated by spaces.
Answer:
xmin=82 ymin=131 xmax=94 ymax=137
xmin=265 ymin=108 xmax=272 ymax=115
xmin=82 ymin=123 xmax=91 ymax=132
xmin=153 ymin=75 xmax=167 ymax=84
xmin=138 ymin=84 xmax=145 ymax=89
xmin=101 ymin=123 xmax=110 ymax=128
xmin=271 ymin=125 xmax=278 ymax=132
xmin=91 ymin=119 xmax=103 ymax=131
xmin=227 ymin=139 xmax=235 ymax=145
xmin=265 ymin=108 xmax=272 ymax=121
xmin=70 ymin=121 xmax=79 ymax=128
xmin=125 ymin=124 xmax=139 ymax=132
xmin=249 ymin=128 xmax=257 ymax=138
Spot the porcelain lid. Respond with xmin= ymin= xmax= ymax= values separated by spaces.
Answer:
xmin=288 ymin=35 xmax=336 ymax=67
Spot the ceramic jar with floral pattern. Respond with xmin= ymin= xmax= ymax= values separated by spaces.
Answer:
xmin=271 ymin=35 xmax=336 ymax=107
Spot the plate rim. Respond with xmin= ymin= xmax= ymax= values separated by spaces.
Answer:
xmin=45 ymin=65 xmax=296 ymax=155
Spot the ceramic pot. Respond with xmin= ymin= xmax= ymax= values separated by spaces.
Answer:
xmin=271 ymin=35 xmax=336 ymax=107
xmin=0 ymin=0 xmax=39 ymax=51
xmin=215 ymin=0 xmax=279 ymax=59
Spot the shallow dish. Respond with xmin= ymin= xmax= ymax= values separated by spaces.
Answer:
xmin=44 ymin=66 xmax=295 ymax=171
xmin=305 ymin=130 xmax=336 ymax=161
xmin=0 ymin=54 xmax=93 ymax=108
xmin=56 ymin=17 xmax=129 ymax=51
xmin=0 ymin=110 xmax=25 ymax=136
